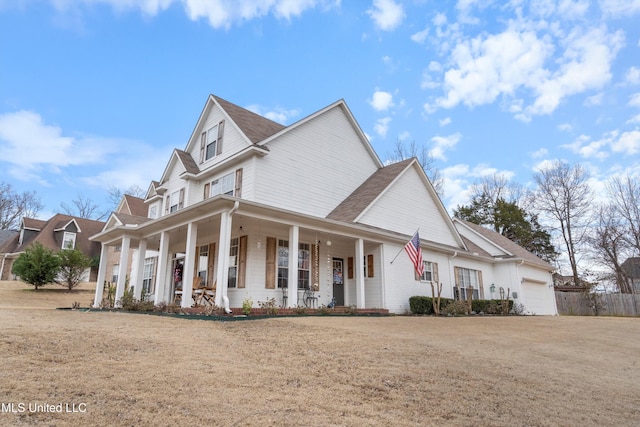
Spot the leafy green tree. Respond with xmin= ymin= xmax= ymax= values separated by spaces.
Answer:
xmin=454 ymin=196 xmax=557 ymax=262
xmin=11 ymin=242 xmax=60 ymax=290
xmin=56 ymin=248 xmax=91 ymax=290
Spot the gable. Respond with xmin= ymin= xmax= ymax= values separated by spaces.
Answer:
xmin=353 ymin=161 xmax=465 ymax=249
xmin=251 ymin=101 xmax=382 ymax=217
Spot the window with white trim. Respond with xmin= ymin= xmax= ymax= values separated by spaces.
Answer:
xmin=142 ymin=257 xmax=156 ymax=294
xmin=112 ymin=264 xmax=119 ymax=283
xmin=228 ymin=238 xmax=239 ymax=288
xmin=421 ymin=261 xmax=434 ymax=282
xmin=62 ymin=232 xmax=76 ymax=249
xmin=455 ymin=267 xmax=480 ymax=300
xmin=205 ymin=124 xmax=218 ymax=160
xmin=168 ymin=189 xmax=184 ymax=213
xmin=298 ymin=243 xmax=310 ymax=290
xmin=211 ymin=172 xmax=235 ymax=197
xmin=277 ymin=239 xmax=289 ymax=289
xmin=149 ymin=205 xmax=158 ymax=219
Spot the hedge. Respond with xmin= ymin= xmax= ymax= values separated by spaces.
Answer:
xmin=410 ymin=296 xmax=514 ymax=315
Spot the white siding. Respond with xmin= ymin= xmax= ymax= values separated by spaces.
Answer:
xmin=253 ymin=105 xmax=379 ymax=217
xmin=358 ymin=166 xmax=461 ymax=248
xmin=187 ymin=105 xmax=253 ymax=169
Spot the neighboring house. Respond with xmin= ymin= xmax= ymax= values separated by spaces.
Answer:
xmin=0 ymin=214 xmax=105 ymax=281
xmin=621 ymin=257 xmax=640 ymax=293
xmin=91 ymin=94 xmax=558 ymax=314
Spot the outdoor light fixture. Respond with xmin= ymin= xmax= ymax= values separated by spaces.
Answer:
xmin=326 ymin=240 xmax=332 ymax=246
xmin=490 ymin=283 xmax=496 ymax=293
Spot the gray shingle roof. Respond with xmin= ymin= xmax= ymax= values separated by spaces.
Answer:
xmin=457 ymin=219 xmax=554 ymax=270
xmin=327 ymin=158 xmax=414 ymax=222
xmin=176 ymin=149 xmax=200 ymax=175
xmin=213 ymin=95 xmax=285 ymax=144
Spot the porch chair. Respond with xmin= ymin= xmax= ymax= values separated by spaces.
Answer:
xmin=201 ymin=281 xmax=216 ymax=306
xmin=175 ymin=277 xmax=205 ymax=306
xmin=304 ymin=289 xmax=318 ymax=308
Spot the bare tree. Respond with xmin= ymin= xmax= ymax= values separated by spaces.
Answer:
xmin=106 ymin=184 xmax=146 ymax=209
xmin=0 ymin=182 xmax=43 ymax=230
xmin=606 ymin=174 xmax=640 ymax=254
xmin=533 ymin=161 xmax=592 ymax=287
xmin=60 ymin=193 xmax=107 ymax=221
xmin=588 ymin=204 xmax=633 ymax=293
xmin=388 ymin=139 xmax=444 ymax=196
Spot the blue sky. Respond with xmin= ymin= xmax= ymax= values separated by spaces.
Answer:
xmin=1 ymin=0 xmax=639 ymax=222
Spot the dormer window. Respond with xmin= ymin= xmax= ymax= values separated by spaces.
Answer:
xmin=200 ymin=120 xmax=225 ymax=163
xmin=62 ymin=232 xmax=76 ymax=249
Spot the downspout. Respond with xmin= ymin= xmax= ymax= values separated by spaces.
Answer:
xmin=220 ymin=201 xmax=240 ymax=314
xmin=448 ymin=251 xmax=458 ymax=297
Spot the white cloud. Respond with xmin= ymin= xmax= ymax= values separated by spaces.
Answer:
xmin=374 ymin=117 xmax=392 ymax=137
xmin=627 ymin=113 xmax=640 ymax=124
xmin=557 ymin=123 xmax=573 ymax=132
xmin=629 ymin=92 xmax=640 ymax=107
xmin=625 ymin=66 xmax=640 ymax=85
xmin=584 ymin=93 xmax=603 ymax=107
xmin=429 ymin=132 xmax=461 ymax=160
xmin=411 ymin=27 xmax=429 ymax=44
xmin=369 ymin=90 xmax=394 ymax=111
xmin=599 ymin=0 xmax=640 ymax=17
xmin=431 ymin=20 xmax=624 ymax=121
xmin=246 ymin=104 xmax=300 ymax=124
xmin=531 ymin=147 xmax=548 ymax=158
xmin=366 ymin=0 xmax=404 ymax=31
xmin=562 ymin=129 xmax=640 ymax=159
xmin=611 ymin=130 xmax=640 ymax=154
xmin=0 ymin=110 xmax=119 ymax=181
xmin=48 ymin=0 xmax=338 ymax=29
xmin=439 ymin=117 xmax=452 ymax=127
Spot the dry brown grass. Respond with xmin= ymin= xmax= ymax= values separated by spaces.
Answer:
xmin=1 ymin=280 xmax=639 ymax=426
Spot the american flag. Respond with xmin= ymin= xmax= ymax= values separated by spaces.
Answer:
xmin=404 ymin=231 xmax=424 ymax=277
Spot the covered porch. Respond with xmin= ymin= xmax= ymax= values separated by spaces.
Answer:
xmin=91 ymin=196 xmax=390 ymax=313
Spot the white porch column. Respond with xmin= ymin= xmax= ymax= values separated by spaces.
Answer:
xmin=287 ymin=225 xmax=299 ymax=308
xmin=154 ymin=231 xmax=171 ymax=305
xmin=181 ymin=222 xmax=198 ymax=309
xmin=355 ymin=238 xmax=365 ymax=309
xmin=215 ymin=211 xmax=232 ymax=310
xmin=132 ymin=239 xmax=147 ymax=300
xmin=93 ymin=243 xmax=110 ymax=308
xmin=114 ymin=236 xmax=131 ymax=307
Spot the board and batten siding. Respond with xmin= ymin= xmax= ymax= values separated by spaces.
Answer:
xmin=253 ymin=105 xmax=379 ymax=218
xmin=357 ymin=166 xmax=461 ymax=248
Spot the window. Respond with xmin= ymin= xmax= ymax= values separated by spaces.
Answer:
xmin=455 ymin=267 xmax=480 ymax=300
xmin=277 ymin=239 xmax=289 ymax=288
xmin=200 ymin=120 xmax=225 ymax=162
xmin=228 ymin=238 xmax=239 ymax=288
xmin=62 ymin=232 xmax=76 ymax=249
xmin=211 ymin=172 xmax=235 ymax=197
xmin=421 ymin=261 xmax=434 ymax=282
xmin=142 ymin=257 xmax=156 ymax=294
xmin=112 ymin=264 xmax=119 ymax=283
xmin=198 ymin=245 xmax=208 ymax=286
xmin=205 ymin=124 xmax=218 ymax=160
xmin=149 ymin=205 xmax=158 ymax=219
xmin=298 ymin=243 xmax=310 ymax=290
xmin=167 ymin=189 xmax=184 ymax=214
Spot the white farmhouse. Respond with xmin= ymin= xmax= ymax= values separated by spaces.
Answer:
xmin=91 ymin=94 xmax=557 ymax=315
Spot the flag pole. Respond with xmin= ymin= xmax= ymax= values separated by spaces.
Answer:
xmin=390 ymin=229 xmax=420 ymax=264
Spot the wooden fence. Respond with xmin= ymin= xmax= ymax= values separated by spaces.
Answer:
xmin=555 ymin=292 xmax=640 ymax=317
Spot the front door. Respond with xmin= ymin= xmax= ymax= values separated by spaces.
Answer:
xmin=332 ymin=258 xmax=344 ymax=306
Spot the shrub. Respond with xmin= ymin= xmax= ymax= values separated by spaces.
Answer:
xmin=258 ymin=297 xmax=278 ymax=315
xmin=409 ymin=296 xmax=454 ymax=315
xmin=242 ymin=297 xmax=253 ymax=315
xmin=11 ymin=242 xmax=60 ymax=290
xmin=117 ymin=287 xmax=154 ymax=312
xmin=56 ymin=248 xmax=91 ymax=290
xmin=443 ymin=300 xmax=470 ymax=316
